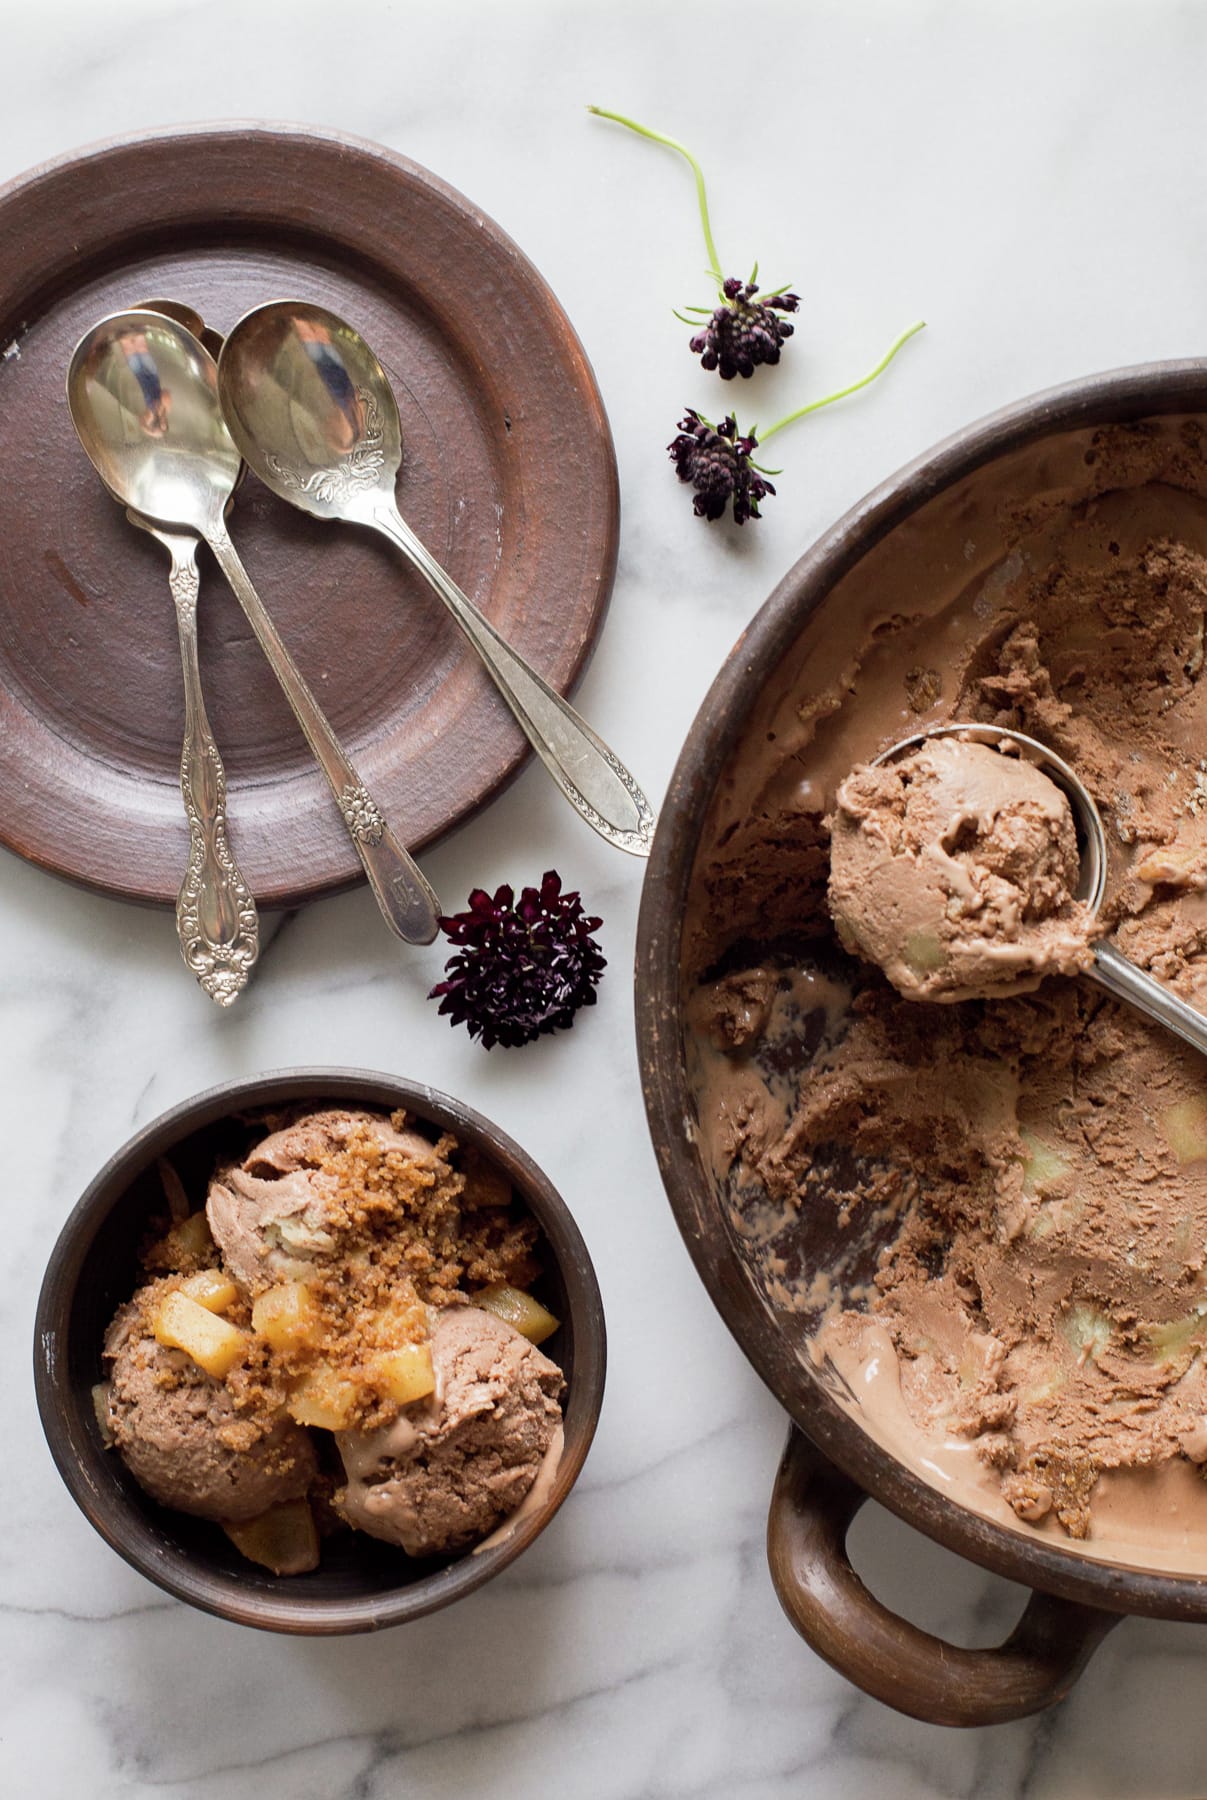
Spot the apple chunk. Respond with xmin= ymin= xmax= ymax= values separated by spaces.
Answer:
xmin=153 ymin=1291 xmax=248 ymax=1379
xmin=252 ymin=1282 xmax=322 ymax=1354
xmin=474 ymin=1285 xmax=559 ymax=1346
xmin=1018 ymin=1128 xmax=1072 ymax=1198
xmin=372 ymin=1342 xmax=436 ymax=1406
xmin=1162 ymin=1096 xmax=1207 ymax=1165
xmin=223 ymin=1500 xmax=319 ymax=1575
xmin=287 ymin=1362 xmax=358 ymax=1430
xmin=180 ymin=1270 xmax=238 ymax=1314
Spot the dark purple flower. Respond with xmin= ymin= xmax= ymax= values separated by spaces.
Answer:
xmin=668 ymin=410 xmax=775 ymax=525
xmin=428 ymin=871 xmax=606 ymax=1049
xmin=689 ymin=277 xmax=799 ymax=380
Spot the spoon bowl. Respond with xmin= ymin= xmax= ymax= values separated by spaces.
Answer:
xmin=871 ymin=721 xmax=1207 ymax=1058
xmin=214 ymin=300 xmax=400 ymax=525
xmin=219 ymin=300 xmax=656 ymax=857
xmin=67 ymin=311 xmax=239 ymax=536
xmin=67 ymin=309 xmax=441 ymax=946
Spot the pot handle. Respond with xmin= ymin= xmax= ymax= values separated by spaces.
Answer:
xmin=767 ymin=1426 xmax=1120 ymax=1727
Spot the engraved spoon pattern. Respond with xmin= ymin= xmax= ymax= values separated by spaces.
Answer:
xmin=216 ymin=300 xmax=656 ymax=858
xmin=66 ymin=309 xmax=441 ymax=946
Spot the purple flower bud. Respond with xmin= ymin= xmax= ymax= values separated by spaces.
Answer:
xmin=668 ymin=410 xmax=775 ymax=525
xmin=689 ymin=277 xmax=801 ymax=379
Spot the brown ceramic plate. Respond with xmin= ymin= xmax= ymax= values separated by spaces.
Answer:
xmin=0 ymin=124 xmax=619 ymax=907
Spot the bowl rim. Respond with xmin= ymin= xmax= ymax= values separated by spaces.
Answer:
xmin=34 ymin=1065 xmax=606 ymax=1634
xmin=636 ymin=358 xmax=1207 ymax=1620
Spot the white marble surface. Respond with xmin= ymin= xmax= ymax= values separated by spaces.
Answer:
xmin=6 ymin=0 xmax=1207 ymax=1792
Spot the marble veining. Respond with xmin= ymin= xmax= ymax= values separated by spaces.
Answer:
xmin=6 ymin=0 xmax=1207 ymax=1794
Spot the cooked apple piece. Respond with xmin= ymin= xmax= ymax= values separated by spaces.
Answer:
xmin=1162 ymin=1097 xmax=1207 ymax=1165
xmin=903 ymin=930 xmax=945 ymax=976
xmin=1146 ymin=1310 xmax=1207 ymax=1364
xmin=91 ymin=1382 xmax=115 ymax=1447
xmin=223 ymin=1499 xmax=319 ymax=1576
xmin=373 ymin=1342 xmax=436 ymax=1406
xmin=180 ymin=1270 xmax=238 ymax=1314
xmin=1059 ymin=1303 xmax=1112 ymax=1367
xmin=173 ymin=1210 xmax=215 ymax=1259
xmin=1018 ymin=1128 xmax=1072 ymax=1198
xmin=474 ymin=1284 xmax=559 ymax=1346
xmin=287 ymin=1362 xmax=358 ymax=1430
xmin=153 ymin=1290 xmax=248 ymax=1378
xmin=252 ymin=1282 xmax=322 ymax=1353
xmin=1018 ymin=1367 xmax=1067 ymax=1407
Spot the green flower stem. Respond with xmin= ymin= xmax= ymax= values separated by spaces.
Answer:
xmin=759 ymin=320 xmax=927 ymax=444
xmin=588 ymin=106 xmax=723 ymax=285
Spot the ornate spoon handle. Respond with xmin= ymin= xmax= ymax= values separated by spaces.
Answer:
xmin=371 ymin=505 xmax=656 ymax=857
xmin=204 ymin=525 xmax=440 ymax=945
xmin=158 ymin=531 xmax=261 ymax=1006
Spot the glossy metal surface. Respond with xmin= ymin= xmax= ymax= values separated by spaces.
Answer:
xmin=217 ymin=300 xmax=655 ymax=857
xmin=97 ymin=302 xmax=261 ymax=1005
xmin=67 ymin=311 xmax=440 ymax=946
xmin=875 ymin=721 xmax=1207 ymax=1058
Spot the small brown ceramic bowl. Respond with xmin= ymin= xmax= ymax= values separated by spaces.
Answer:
xmin=34 ymin=1068 xmax=605 ymax=1634
xmin=637 ymin=362 xmax=1207 ymax=1727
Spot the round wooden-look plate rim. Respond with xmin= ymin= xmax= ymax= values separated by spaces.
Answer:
xmin=0 ymin=123 xmax=620 ymax=907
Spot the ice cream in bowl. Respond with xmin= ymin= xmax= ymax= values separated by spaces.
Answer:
xmin=637 ymin=364 xmax=1207 ymax=1723
xmin=35 ymin=1069 xmax=604 ymax=1633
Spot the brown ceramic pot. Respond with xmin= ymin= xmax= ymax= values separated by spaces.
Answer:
xmin=34 ymin=1069 xmax=605 ymax=1634
xmin=636 ymin=363 xmax=1207 ymax=1727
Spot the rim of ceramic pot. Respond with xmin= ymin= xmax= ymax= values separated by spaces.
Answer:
xmin=34 ymin=1067 xmax=606 ymax=1633
xmin=637 ymin=359 xmax=1207 ymax=1621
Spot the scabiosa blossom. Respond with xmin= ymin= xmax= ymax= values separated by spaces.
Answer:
xmin=429 ymin=872 xmax=606 ymax=1049
xmin=589 ymin=106 xmax=926 ymax=527
xmin=668 ymin=411 xmax=775 ymax=525
xmin=688 ymin=277 xmax=800 ymax=380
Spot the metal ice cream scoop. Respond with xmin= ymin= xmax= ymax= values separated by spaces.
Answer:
xmin=873 ymin=722 xmax=1207 ymax=1059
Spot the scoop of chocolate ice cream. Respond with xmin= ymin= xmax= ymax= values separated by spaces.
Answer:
xmin=829 ymin=736 xmax=1094 ymax=1000
xmin=207 ymin=1108 xmax=441 ymax=1294
xmin=334 ymin=1305 xmax=564 ymax=1556
xmin=104 ymin=1289 xmax=317 ymax=1523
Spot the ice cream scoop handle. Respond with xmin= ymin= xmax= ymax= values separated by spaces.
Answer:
xmin=766 ymin=1427 xmax=1118 ymax=1726
xmin=205 ymin=526 xmax=440 ymax=945
xmin=166 ymin=534 xmax=260 ymax=1005
xmin=1088 ymin=941 xmax=1207 ymax=1058
xmin=371 ymin=504 xmax=656 ymax=857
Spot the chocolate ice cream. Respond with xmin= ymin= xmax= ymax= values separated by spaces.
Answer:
xmin=829 ymin=736 xmax=1094 ymax=1000
xmin=101 ymin=1107 xmax=565 ymax=1573
xmin=335 ymin=1305 xmax=564 ymax=1556
xmin=206 ymin=1109 xmax=446 ymax=1295
xmin=104 ymin=1283 xmax=316 ymax=1522
xmin=685 ymin=416 xmax=1207 ymax=1567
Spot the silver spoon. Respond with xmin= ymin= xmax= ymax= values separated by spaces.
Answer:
xmin=876 ymin=723 xmax=1207 ymax=1059
xmin=67 ymin=309 xmax=441 ymax=946
xmin=104 ymin=300 xmax=260 ymax=1006
xmin=216 ymin=299 xmax=656 ymax=858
